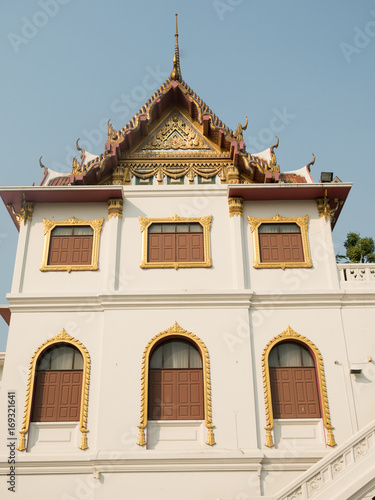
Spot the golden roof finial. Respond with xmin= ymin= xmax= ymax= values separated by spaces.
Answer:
xmin=170 ymin=13 xmax=182 ymax=81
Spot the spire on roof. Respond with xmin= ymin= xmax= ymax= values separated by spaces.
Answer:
xmin=170 ymin=13 xmax=182 ymax=81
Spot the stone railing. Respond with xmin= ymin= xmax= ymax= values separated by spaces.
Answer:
xmin=274 ymin=419 xmax=375 ymax=500
xmin=338 ymin=263 xmax=375 ymax=286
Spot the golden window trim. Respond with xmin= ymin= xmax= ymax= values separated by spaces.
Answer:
xmin=261 ymin=325 xmax=336 ymax=448
xmin=137 ymin=322 xmax=215 ymax=447
xmin=248 ymin=214 xmax=312 ymax=269
xmin=17 ymin=329 xmax=91 ymax=452
xmin=40 ymin=217 xmax=104 ymax=272
xmin=139 ymin=214 xmax=212 ymax=269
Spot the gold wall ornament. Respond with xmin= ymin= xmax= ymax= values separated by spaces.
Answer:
xmin=108 ymin=198 xmax=123 ymax=219
xmin=233 ymin=117 xmax=248 ymax=142
xmin=261 ymin=325 xmax=336 ymax=448
xmin=40 ymin=217 xmax=104 ymax=272
xmin=227 ymin=165 xmax=240 ymax=184
xmin=141 ymin=112 xmax=210 ymax=151
xmin=316 ymin=189 xmax=342 ymax=222
xmin=7 ymin=193 xmax=34 ymax=226
xmin=137 ymin=322 xmax=215 ymax=447
xmin=139 ymin=214 xmax=212 ymax=269
xmin=127 ymin=162 xmax=227 ymax=185
xmin=248 ymin=214 xmax=312 ymax=269
xmin=228 ymin=197 xmax=244 ymax=217
xmin=17 ymin=329 xmax=91 ymax=451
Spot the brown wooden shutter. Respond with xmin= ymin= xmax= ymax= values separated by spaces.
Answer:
xmin=48 ymin=236 xmax=93 ymax=266
xmin=270 ymin=367 xmax=320 ymax=419
xmin=176 ymin=234 xmax=189 ymax=262
xmin=162 ymin=234 xmax=176 ymax=262
xmin=149 ymin=369 xmax=203 ymax=420
xmin=32 ymin=370 xmax=83 ymax=422
xmin=260 ymin=233 xmax=303 ymax=263
xmin=190 ymin=233 xmax=204 ymax=262
xmin=149 ymin=234 xmax=163 ymax=262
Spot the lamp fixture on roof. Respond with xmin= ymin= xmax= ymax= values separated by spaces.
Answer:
xmin=319 ymin=171 xmax=333 ymax=183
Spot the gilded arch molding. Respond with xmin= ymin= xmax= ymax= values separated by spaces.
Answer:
xmin=137 ymin=322 xmax=215 ymax=447
xmin=17 ymin=329 xmax=91 ymax=451
xmin=262 ymin=325 xmax=336 ymax=448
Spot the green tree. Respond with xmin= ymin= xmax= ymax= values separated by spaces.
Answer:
xmin=337 ymin=232 xmax=375 ymax=263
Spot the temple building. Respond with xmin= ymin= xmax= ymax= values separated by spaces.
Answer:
xmin=0 ymin=15 xmax=375 ymax=500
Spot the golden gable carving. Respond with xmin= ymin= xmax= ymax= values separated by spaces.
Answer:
xmin=142 ymin=112 xmax=210 ymax=151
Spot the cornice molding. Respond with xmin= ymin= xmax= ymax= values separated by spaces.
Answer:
xmin=7 ymin=290 xmax=375 ymax=311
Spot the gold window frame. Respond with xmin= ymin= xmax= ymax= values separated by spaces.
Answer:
xmin=262 ymin=325 xmax=336 ymax=448
xmin=139 ymin=214 xmax=212 ymax=269
xmin=40 ymin=217 xmax=104 ymax=272
xmin=137 ymin=322 xmax=215 ymax=447
xmin=248 ymin=214 xmax=312 ymax=269
xmin=17 ymin=329 xmax=91 ymax=451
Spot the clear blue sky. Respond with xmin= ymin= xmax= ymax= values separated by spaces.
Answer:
xmin=1 ymin=0 xmax=375 ymax=349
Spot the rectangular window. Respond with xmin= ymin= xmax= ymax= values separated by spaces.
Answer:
xmin=248 ymin=215 xmax=312 ymax=269
xmin=148 ymin=223 xmax=204 ymax=263
xmin=259 ymin=223 xmax=304 ymax=263
xmin=139 ymin=215 xmax=212 ymax=269
xmin=48 ymin=226 xmax=93 ymax=266
xmin=40 ymin=218 xmax=104 ymax=272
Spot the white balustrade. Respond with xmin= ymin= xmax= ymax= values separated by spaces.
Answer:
xmin=274 ymin=419 xmax=375 ymax=500
xmin=338 ymin=264 xmax=375 ymax=286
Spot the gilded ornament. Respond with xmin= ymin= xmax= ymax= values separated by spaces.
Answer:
xmin=248 ymin=214 xmax=312 ymax=269
xmin=316 ymin=189 xmax=342 ymax=222
xmin=40 ymin=217 xmax=104 ymax=272
xmin=141 ymin=112 xmax=210 ymax=151
xmin=137 ymin=322 xmax=215 ymax=447
xmin=228 ymin=197 xmax=243 ymax=217
xmin=139 ymin=214 xmax=212 ymax=269
xmin=233 ymin=117 xmax=248 ymax=142
xmin=108 ymin=198 xmax=123 ymax=219
xmin=71 ymin=156 xmax=81 ymax=175
xmin=306 ymin=153 xmax=316 ymax=172
xmin=17 ymin=329 xmax=91 ymax=451
xmin=7 ymin=193 xmax=34 ymax=226
xmin=39 ymin=156 xmax=48 ymax=175
xmin=107 ymin=120 xmax=124 ymax=144
xmin=76 ymin=138 xmax=85 ymax=160
xmin=261 ymin=325 xmax=336 ymax=448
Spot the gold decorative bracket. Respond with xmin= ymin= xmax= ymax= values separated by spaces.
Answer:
xmin=316 ymin=189 xmax=343 ymax=222
xmin=139 ymin=214 xmax=212 ymax=269
xmin=262 ymin=325 xmax=336 ymax=448
xmin=108 ymin=198 xmax=123 ymax=219
xmin=40 ymin=217 xmax=104 ymax=272
xmin=17 ymin=329 xmax=91 ymax=451
xmin=248 ymin=214 xmax=312 ymax=269
xmin=7 ymin=193 xmax=34 ymax=226
xmin=137 ymin=322 xmax=215 ymax=447
xmin=228 ymin=197 xmax=243 ymax=217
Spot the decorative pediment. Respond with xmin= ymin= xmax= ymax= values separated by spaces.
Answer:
xmin=140 ymin=112 xmax=212 ymax=152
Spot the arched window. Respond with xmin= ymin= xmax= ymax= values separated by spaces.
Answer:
xmin=148 ymin=339 xmax=204 ymax=420
xmin=269 ymin=341 xmax=320 ymax=419
xmin=31 ymin=343 xmax=83 ymax=422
